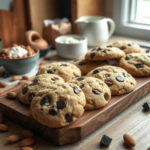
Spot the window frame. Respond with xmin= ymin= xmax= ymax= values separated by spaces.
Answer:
xmin=113 ymin=0 xmax=150 ymax=40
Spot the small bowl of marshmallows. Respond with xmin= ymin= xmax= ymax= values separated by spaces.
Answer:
xmin=55 ymin=34 xmax=87 ymax=59
xmin=0 ymin=44 xmax=39 ymax=74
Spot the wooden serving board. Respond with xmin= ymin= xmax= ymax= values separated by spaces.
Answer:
xmin=0 ymin=77 xmax=150 ymax=145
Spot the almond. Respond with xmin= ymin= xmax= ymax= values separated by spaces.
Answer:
xmin=12 ymin=75 xmax=20 ymax=81
xmin=22 ymin=75 xmax=29 ymax=80
xmin=0 ymin=82 xmax=7 ymax=88
xmin=0 ymin=114 xmax=3 ymax=123
xmin=22 ymin=130 xmax=34 ymax=137
xmin=0 ymin=123 xmax=8 ymax=132
xmin=7 ymin=92 xmax=17 ymax=99
xmin=20 ymin=147 xmax=34 ymax=150
xmin=123 ymin=134 xmax=136 ymax=147
xmin=20 ymin=137 xmax=35 ymax=147
xmin=8 ymin=134 xmax=21 ymax=143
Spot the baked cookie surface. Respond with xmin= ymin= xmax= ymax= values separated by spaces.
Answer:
xmin=87 ymin=65 xmax=136 ymax=95
xmin=119 ymin=53 xmax=150 ymax=77
xmin=30 ymin=82 xmax=86 ymax=128
xmin=17 ymin=74 xmax=64 ymax=104
xmin=37 ymin=62 xmax=81 ymax=81
xmin=111 ymin=41 xmax=142 ymax=54
xmin=70 ymin=76 xmax=111 ymax=110
xmin=85 ymin=47 xmax=125 ymax=61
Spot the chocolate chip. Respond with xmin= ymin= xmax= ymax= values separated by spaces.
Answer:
xmin=92 ymin=89 xmax=101 ymax=95
xmin=123 ymin=73 xmax=130 ymax=77
xmin=79 ymin=84 xmax=84 ymax=89
xmin=22 ymin=87 xmax=28 ymax=94
xmin=103 ymin=74 xmax=110 ymax=78
xmin=142 ymin=102 xmax=150 ymax=112
xmin=57 ymin=99 xmax=66 ymax=109
xmin=29 ymin=80 xmax=38 ymax=86
xmin=135 ymin=63 xmax=144 ymax=68
xmin=128 ymin=43 xmax=132 ymax=46
xmin=96 ymin=47 xmax=102 ymax=51
xmin=51 ymin=77 xmax=59 ymax=81
xmin=73 ymin=87 xmax=80 ymax=94
xmin=105 ymin=81 xmax=113 ymax=86
xmin=103 ymin=49 xmax=107 ymax=53
xmin=78 ymin=61 xmax=87 ymax=66
xmin=145 ymin=49 xmax=150 ymax=53
xmin=77 ymin=77 xmax=84 ymax=81
xmin=28 ymin=93 xmax=35 ymax=102
xmin=65 ymin=113 xmax=73 ymax=122
xmin=49 ymin=107 xmax=58 ymax=115
xmin=120 ymin=46 xmax=126 ymax=50
xmin=93 ymin=69 xmax=101 ymax=74
xmin=125 ymin=55 xmax=132 ymax=60
xmin=116 ymin=76 xmax=124 ymax=82
xmin=100 ymin=135 xmax=112 ymax=147
xmin=90 ymin=52 xmax=96 ymax=58
xmin=40 ymin=96 xmax=51 ymax=106
xmin=47 ymin=69 xmax=56 ymax=74
xmin=107 ymin=45 xmax=112 ymax=48
xmin=104 ymin=93 xmax=109 ymax=100
xmin=60 ymin=64 xmax=68 ymax=66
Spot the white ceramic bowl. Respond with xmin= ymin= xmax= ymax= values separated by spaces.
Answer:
xmin=55 ymin=35 xmax=87 ymax=59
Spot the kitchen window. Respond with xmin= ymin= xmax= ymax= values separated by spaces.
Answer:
xmin=113 ymin=0 xmax=150 ymax=40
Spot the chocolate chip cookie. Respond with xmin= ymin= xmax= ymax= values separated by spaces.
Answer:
xmin=119 ymin=53 xmax=150 ymax=77
xmin=111 ymin=41 xmax=142 ymax=54
xmin=85 ymin=47 xmax=125 ymax=61
xmin=30 ymin=82 xmax=86 ymax=128
xmin=73 ymin=58 xmax=107 ymax=75
xmin=37 ymin=62 xmax=81 ymax=81
xmin=17 ymin=74 xmax=64 ymax=104
xmin=87 ymin=65 xmax=136 ymax=95
xmin=70 ymin=76 xmax=111 ymax=110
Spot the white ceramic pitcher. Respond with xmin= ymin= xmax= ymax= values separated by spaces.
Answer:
xmin=75 ymin=16 xmax=115 ymax=46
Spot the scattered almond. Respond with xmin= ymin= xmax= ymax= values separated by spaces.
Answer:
xmin=22 ymin=130 xmax=34 ymax=137
xmin=7 ymin=92 xmax=17 ymax=99
xmin=0 ymin=123 xmax=8 ymax=132
xmin=8 ymin=134 xmax=21 ymax=143
xmin=12 ymin=75 xmax=20 ymax=81
xmin=44 ymin=56 xmax=51 ymax=60
xmin=18 ymin=80 xmax=27 ymax=85
xmin=20 ymin=137 xmax=35 ymax=147
xmin=20 ymin=147 xmax=34 ymax=150
xmin=123 ymin=134 xmax=136 ymax=147
xmin=0 ymin=114 xmax=3 ymax=123
xmin=0 ymin=82 xmax=7 ymax=88
xmin=22 ymin=75 xmax=29 ymax=80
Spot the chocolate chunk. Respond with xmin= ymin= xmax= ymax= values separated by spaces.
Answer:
xmin=29 ymin=80 xmax=38 ymax=86
xmin=103 ymin=49 xmax=108 ymax=53
xmin=107 ymin=45 xmax=112 ymax=48
xmin=100 ymin=135 xmax=112 ymax=147
xmin=93 ymin=69 xmax=101 ymax=74
xmin=142 ymin=102 xmax=150 ymax=112
xmin=96 ymin=47 xmax=102 ymax=50
xmin=73 ymin=87 xmax=80 ymax=94
xmin=51 ymin=77 xmax=59 ymax=81
xmin=104 ymin=74 xmax=110 ymax=78
xmin=78 ymin=61 xmax=87 ymax=66
xmin=22 ymin=87 xmax=28 ymax=94
xmin=92 ymin=89 xmax=101 ymax=95
xmin=77 ymin=77 xmax=84 ymax=81
xmin=60 ymin=64 xmax=68 ymax=66
xmin=57 ymin=99 xmax=66 ymax=109
xmin=90 ymin=52 xmax=96 ymax=58
xmin=79 ymin=84 xmax=84 ymax=89
xmin=105 ymin=81 xmax=113 ymax=86
xmin=47 ymin=69 xmax=56 ymax=74
xmin=49 ymin=107 xmax=58 ymax=115
xmin=135 ymin=63 xmax=144 ymax=68
xmin=40 ymin=96 xmax=51 ymax=106
xmin=116 ymin=76 xmax=124 ymax=82
xmin=145 ymin=49 xmax=150 ymax=53
xmin=65 ymin=113 xmax=73 ymax=122
xmin=104 ymin=93 xmax=109 ymax=100
xmin=120 ymin=46 xmax=126 ymax=50
xmin=125 ymin=55 xmax=132 ymax=60
xmin=123 ymin=72 xmax=130 ymax=77
xmin=128 ymin=43 xmax=132 ymax=46
xmin=28 ymin=93 xmax=35 ymax=102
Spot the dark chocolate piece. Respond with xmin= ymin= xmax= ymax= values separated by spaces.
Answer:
xmin=116 ymin=76 xmax=124 ymax=82
xmin=142 ymin=102 xmax=150 ymax=112
xmin=123 ymin=73 xmax=130 ymax=77
xmin=92 ymin=89 xmax=101 ymax=95
xmin=28 ymin=93 xmax=35 ymax=102
xmin=49 ymin=107 xmax=58 ymax=115
xmin=120 ymin=46 xmax=126 ymax=50
xmin=93 ymin=69 xmax=101 ymax=74
xmin=79 ymin=84 xmax=84 ymax=89
xmin=135 ymin=63 xmax=144 ymax=68
xmin=47 ymin=69 xmax=56 ymax=74
xmin=105 ymin=81 xmax=113 ymax=86
xmin=100 ymin=135 xmax=112 ymax=147
xmin=73 ymin=87 xmax=80 ymax=94
xmin=51 ymin=77 xmax=59 ymax=81
xmin=40 ymin=96 xmax=51 ymax=106
xmin=65 ymin=113 xmax=73 ymax=122
xmin=57 ymin=99 xmax=66 ymax=109
xmin=104 ymin=93 xmax=109 ymax=100
xmin=90 ymin=52 xmax=96 ymax=58
xmin=125 ymin=55 xmax=132 ymax=60
xmin=77 ymin=77 xmax=84 ymax=81
xmin=60 ymin=64 xmax=68 ymax=66
xmin=22 ymin=87 xmax=28 ymax=94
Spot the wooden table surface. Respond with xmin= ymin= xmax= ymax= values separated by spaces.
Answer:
xmin=0 ymin=35 xmax=150 ymax=150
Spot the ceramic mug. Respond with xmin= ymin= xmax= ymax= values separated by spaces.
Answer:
xmin=75 ymin=16 xmax=115 ymax=46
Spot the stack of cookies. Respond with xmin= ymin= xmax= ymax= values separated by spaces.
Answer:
xmin=17 ymin=40 xmax=150 ymax=128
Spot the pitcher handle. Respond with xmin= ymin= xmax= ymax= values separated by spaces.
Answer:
xmin=106 ymin=18 xmax=115 ymax=38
